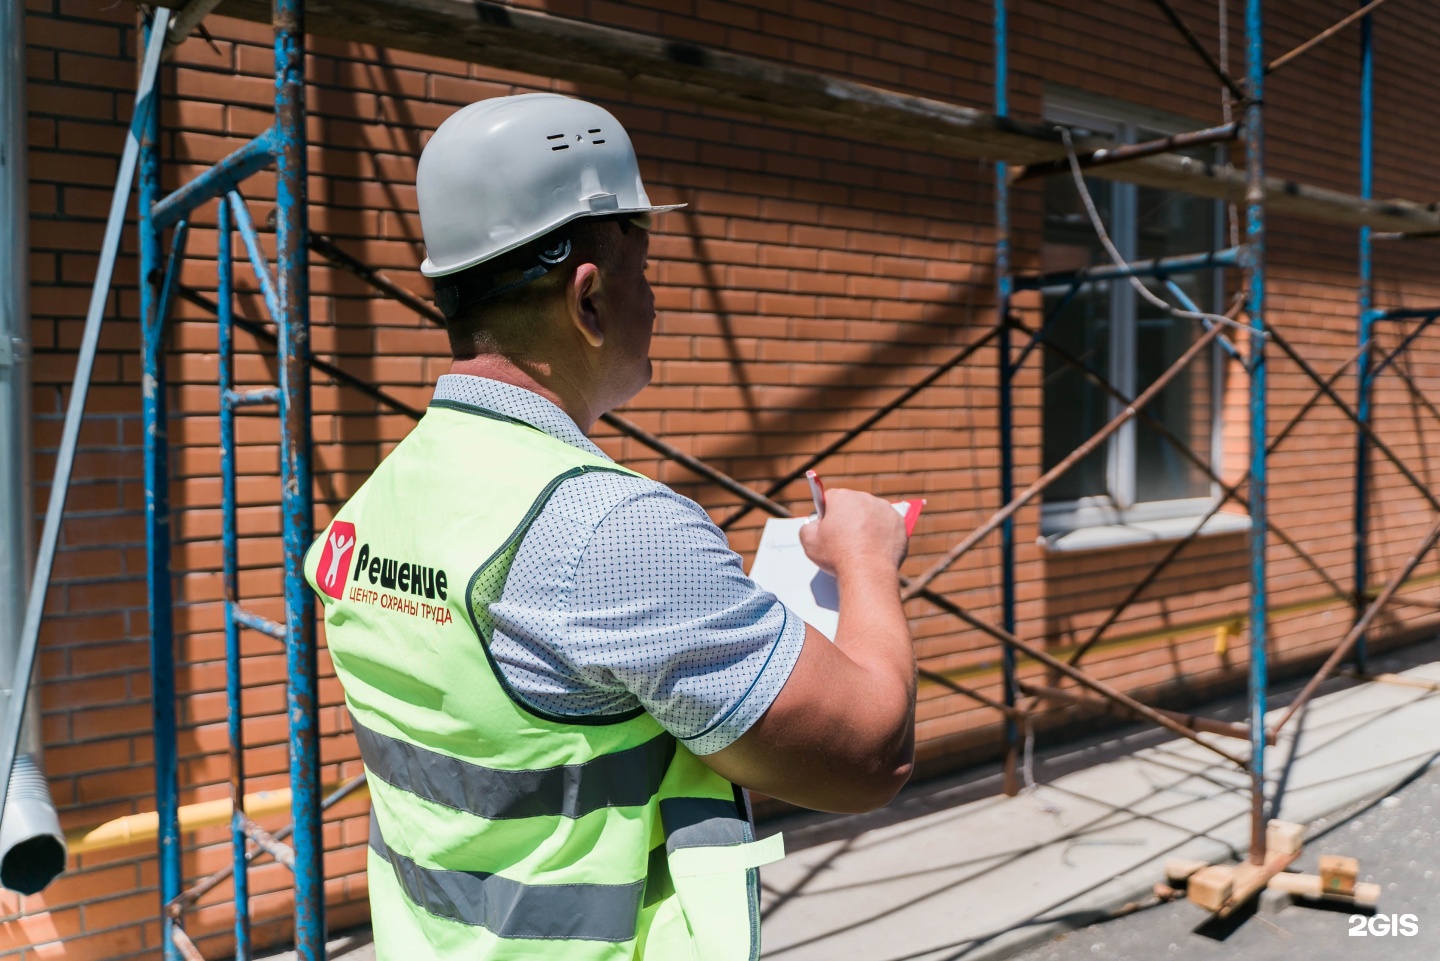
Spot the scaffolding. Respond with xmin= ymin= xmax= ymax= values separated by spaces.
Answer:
xmin=9 ymin=0 xmax=1440 ymax=957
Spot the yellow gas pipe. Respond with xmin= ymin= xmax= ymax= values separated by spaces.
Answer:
xmin=65 ymin=781 xmax=370 ymax=857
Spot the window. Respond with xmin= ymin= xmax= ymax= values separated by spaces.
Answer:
xmin=1038 ymin=99 xmax=1233 ymax=545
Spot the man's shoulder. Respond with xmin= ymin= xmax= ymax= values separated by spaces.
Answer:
xmin=543 ymin=468 xmax=713 ymax=538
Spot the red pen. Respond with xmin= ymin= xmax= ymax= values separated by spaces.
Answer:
xmin=805 ymin=470 xmax=826 ymax=519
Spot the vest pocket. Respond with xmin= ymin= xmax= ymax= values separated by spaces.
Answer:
xmin=666 ymin=833 xmax=785 ymax=961
xmin=639 ymin=894 xmax=700 ymax=961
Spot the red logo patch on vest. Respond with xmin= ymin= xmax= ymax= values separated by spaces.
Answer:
xmin=316 ymin=521 xmax=358 ymax=599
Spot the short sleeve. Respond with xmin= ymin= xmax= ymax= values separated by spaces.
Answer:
xmin=486 ymin=474 xmax=806 ymax=755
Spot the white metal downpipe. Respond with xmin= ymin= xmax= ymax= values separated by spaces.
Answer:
xmin=0 ymin=0 xmax=66 ymax=895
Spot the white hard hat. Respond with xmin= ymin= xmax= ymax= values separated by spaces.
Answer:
xmin=417 ymin=93 xmax=682 ymax=278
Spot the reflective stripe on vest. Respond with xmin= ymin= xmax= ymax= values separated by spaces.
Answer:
xmin=660 ymin=797 xmax=750 ymax=853
xmin=368 ymin=809 xmax=645 ymax=942
xmin=354 ymin=718 xmax=677 ymax=820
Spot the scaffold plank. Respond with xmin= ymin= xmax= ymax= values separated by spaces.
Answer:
xmin=142 ymin=0 xmax=1440 ymax=234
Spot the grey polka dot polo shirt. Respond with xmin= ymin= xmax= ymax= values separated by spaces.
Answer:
xmin=431 ymin=374 xmax=806 ymax=756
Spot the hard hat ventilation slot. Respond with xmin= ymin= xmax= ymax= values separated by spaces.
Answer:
xmin=551 ymin=144 xmax=569 ymax=151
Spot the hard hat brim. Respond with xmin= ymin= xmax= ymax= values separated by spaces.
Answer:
xmin=420 ymin=204 xmax=687 ymax=279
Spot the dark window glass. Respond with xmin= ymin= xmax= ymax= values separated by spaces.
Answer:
xmin=1040 ymin=116 xmax=1218 ymax=509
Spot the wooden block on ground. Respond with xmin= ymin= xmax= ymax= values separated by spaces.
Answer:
xmin=1320 ymin=854 xmax=1359 ymax=896
xmin=1231 ymin=861 xmax=1268 ymax=899
xmin=1187 ymin=865 xmax=1235 ymax=913
xmin=1219 ymin=850 xmax=1301 ymax=918
xmin=1268 ymin=871 xmax=1380 ymax=908
xmin=1267 ymin=872 xmax=1323 ymax=900
xmin=1164 ymin=858 xmax=1210 ymax=883
xmin=1267 ymin=819 xmax=1305 ymax=857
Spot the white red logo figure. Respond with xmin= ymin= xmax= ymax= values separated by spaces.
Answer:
xmin=317 ymin=521 xmax=357 ymax=599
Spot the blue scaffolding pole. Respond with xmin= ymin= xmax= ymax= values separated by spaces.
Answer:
xmin=217 ymin=196 xmax=251 ymax=961
xmin=989 ymin=0 xmax=1267 ymax=804
xmin=139 ymin=1 xmax=324 ymax=958
xmin=275 ymin=0 xmax=325 ymax=950
xmin=986 ymin=0 xmax=1262 ymax=802
xmin=138 ymin=15 xmax=181 ymax=949
xmin=1243 ymin=0 xmax=1269 ymax=865
xmin=1354 ymin=0 xmax=1375 ymax=676
xmin=1350 ymin=0 xmax=1440 ymax=679
xmin=993 ymin=0 xmax=1020 ymax=797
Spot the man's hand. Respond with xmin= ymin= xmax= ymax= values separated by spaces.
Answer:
xmin=701 ymin=487 xmax=917 ymax=814
xmin=798 ymin=488 xmax=908 ymax=577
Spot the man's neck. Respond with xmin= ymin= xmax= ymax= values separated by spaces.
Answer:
xmin=447 ymin=355 xmax=598 ymax=433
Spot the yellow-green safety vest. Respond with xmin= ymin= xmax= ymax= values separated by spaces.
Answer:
xmin=304 ymin=400 xmax=784 ymax=960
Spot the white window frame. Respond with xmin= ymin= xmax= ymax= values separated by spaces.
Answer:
xmin=1038 ymin=94 xmax=1234 ymax=549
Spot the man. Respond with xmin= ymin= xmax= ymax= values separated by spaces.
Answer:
xmin=305 ymin=93 xmax=917 ymax=961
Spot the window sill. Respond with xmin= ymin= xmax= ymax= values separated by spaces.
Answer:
xmin=1039 ymin=510 xmax=1250 ymax=553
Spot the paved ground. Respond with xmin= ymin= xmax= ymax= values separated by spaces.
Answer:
xmin=756 ymin=637 xmax=1440 ymax=961
xmin=1012 ymin=759 xmax=1440 ymax=960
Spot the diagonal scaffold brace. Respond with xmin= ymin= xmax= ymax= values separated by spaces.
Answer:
xmin=900 ymin=323 xmax=1226 ymax=604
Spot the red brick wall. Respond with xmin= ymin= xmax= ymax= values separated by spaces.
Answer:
xmin=9 ymin=0 xmax=1440 ymax=957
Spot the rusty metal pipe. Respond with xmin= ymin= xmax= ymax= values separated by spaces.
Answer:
xmin=1388 ymin=595 xmax=1440 ymax=614
xmin=1019 ymin=682 xmax=1251 ymax=741
xmin=1267 ymin=323 xmax=1440 ymax=515
xmin=907 ymin=579 xmax=1249 ymax=767
xmin=1060 ymin=336 xmax=1373 ymax=672
xmin=1267 ymin=0 xmax=1396 ymax=74
xmin=240 ymin=815 xmax=295 ymax=870
xmin=1013 ymin=123 xmax=1238 ymax=182
xmin=171 ymin=927 xmax=205 ymax=961
xmin=902 ymin=323 xmax=1223 ymax=602
xmin=920 ymin=668 xmax=1019 ymax=717
xmin=1023 ymin=318 xmax=1349 ymax=605
xmin=1270 ymin=515 xmax=1440 ymax=735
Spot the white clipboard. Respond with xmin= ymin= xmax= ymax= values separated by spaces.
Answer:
xmin=748 ymin=500 xmax=924 ymax=640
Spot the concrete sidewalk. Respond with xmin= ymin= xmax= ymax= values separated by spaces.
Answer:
xmin=757 ymin=643 xmax=1440 ymax=961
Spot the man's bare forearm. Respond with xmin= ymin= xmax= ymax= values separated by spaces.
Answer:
xmin=834 ymin=558 xmax=914 ymax=682
xmin=833 ymin=557 xmax=917 ymax=766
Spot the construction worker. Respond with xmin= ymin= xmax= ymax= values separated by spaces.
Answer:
xmin=305 ymin=93 xmax=917 ymax=960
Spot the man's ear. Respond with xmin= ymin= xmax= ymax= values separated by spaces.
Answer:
xmin=567 ymin=262 xmax=604 ymax=348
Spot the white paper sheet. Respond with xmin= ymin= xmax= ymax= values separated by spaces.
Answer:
xmin=747 ymin=501 xmax=921 ymax=641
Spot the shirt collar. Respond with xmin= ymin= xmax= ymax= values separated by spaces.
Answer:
xmin=431 ymin=375 xmax=611 ymax=461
